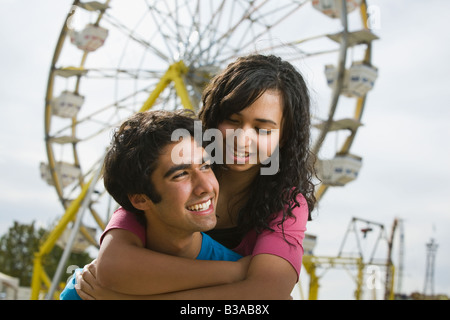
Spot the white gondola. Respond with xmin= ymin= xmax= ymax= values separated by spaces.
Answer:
xmin=53 ymin=67 xmax=88 ymax=78
xmin=312 ymin=0 xmax=362 ymax=18
xmin=346 ymin=61 xmax=379 ymax=97
xmin=325 ymin=61 xmax=378 ymax=98
xmin=69 ymin=23 xmax=108 ymax=52
xmin=77 ymin=1 xmax=110 ymax=12
xmin=40 ymin=162 xmax=81 ymax=188
xmin=56 ymin=226 xmax=97 ymax=253
xmin=51 ymin=91 xmax=84 ymax=118
xmin=39 ymin=162 xmax=53 ymax=186
xmin=325 ymin=64 xmax=338 ymax=87
xmin=316 ymin=154 xmax=362 ymax=186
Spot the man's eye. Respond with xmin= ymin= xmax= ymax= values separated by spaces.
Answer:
xmin=173 ymin=171 xmax=188 ymax=179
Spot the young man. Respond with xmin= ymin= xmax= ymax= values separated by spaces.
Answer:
xmin=60 ymin=110 xmax=245 ymax=300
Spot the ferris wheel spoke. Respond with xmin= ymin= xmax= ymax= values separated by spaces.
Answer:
xmin=145 ymin=0 xmax=208 ymax=62
xmin=173 ymin=0 xmax=192 ymax=54
xmin=75 ymin=89 xmax=151 ymax=127
xmin=304 ymin=48 xmax=341 ymax=58
xmin=63 ymin=154 xmax=107 ymax=199
xmin=183 ymin=0 xmax=229 ymax=65
xmin=208 ymin=2 xmax=308 ymax=67
xmin=202 ymin=0 xmax=228 ymax=64
xmin=206 ymin=0 xmax=241 ymax=65
xmin=103 ymin=11 xmax=170 ymax=62
xmin=49 ymin=83 xmax=154 ymax=142
xmin=190 ymin=0 xmax=270 ymax=65
xmin=227 ymin=2 xmax=308 ymax=58
xmin=187 ymin=0 xmax=202 ymax=54
xmin=146 ymin=3 xmax=181 ymax=60
xmin=245 ymin=0 xmax=304 ymax=31
xmin=84 ymin=67 xmax=164 ymax=79
xmin=76 ymin=121 xmax=119 ymax=143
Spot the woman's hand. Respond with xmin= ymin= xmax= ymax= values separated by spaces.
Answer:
xmin=75 ymin=260 xmax=97 ymax=300
xmin=75 ymin=260 xmax=152 ymax=300
xmin=74 ymin=256 xmax=252 ymax=300
xmin=74 ymin=260 xmax=119 ymax=300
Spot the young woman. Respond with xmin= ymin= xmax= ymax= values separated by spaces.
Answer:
xmin=77 ymin=54 xmax=316 ymax=299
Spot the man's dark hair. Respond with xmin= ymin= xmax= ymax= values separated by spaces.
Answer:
xmin=103 ymin=109 xmax=198 ymax=218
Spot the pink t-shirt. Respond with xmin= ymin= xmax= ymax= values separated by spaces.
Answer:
xmin=100 ymin=194 xmax=308 ymax=279
xmin=233 ymin=194 xmax=308 ymax=279
xmin=100 ymin=208 xmax=147 ymax=246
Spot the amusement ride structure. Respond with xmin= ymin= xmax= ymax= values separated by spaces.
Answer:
xmin=32 ymin=0 xmax=385 ymax=299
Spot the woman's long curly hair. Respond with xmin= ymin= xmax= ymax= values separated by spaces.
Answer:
xmin=199 ymin=54 xmax=316 ymax=235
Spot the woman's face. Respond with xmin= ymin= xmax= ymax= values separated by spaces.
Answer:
xmin=217 ymin=90 xmax=283 ymax=173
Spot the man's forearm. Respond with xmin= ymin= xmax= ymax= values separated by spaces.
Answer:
xmin=143 ymin=254 xmax=297 ymax=300
xmin=97 ymin=243 xmax=245 ymax=295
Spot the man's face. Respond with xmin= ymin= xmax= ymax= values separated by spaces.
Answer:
xmin=145 ymin=138 xmax=219 ymax=237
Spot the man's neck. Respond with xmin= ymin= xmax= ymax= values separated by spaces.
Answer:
xmin=144 ymin=225 xmax=203 ymax=259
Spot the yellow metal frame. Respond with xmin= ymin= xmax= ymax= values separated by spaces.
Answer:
xmin=30 ymin=177 xmax=94 ymax=300
xmin=302 ymin=255 xmax=365 ymax=300
xmin=140 ymin=60 xmax=193 ymax=112
xmin=313 ymin=0 xmax=374 ymax=203
xmin=302 ymin=255 xmax=396 ymax=300
xmin=32 ymin=61 xmax=192 ymax=299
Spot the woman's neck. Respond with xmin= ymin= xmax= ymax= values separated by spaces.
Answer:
xmin=216 ymin=165 xmax=259 ymax=194
xmin=214 ymin=165 xmax=260 ymax=228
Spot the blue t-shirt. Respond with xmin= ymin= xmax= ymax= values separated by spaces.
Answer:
xmin=60 ymin=232 xmax=242 ymax=300
xmin=197 ymin=233 xmax=242 ymax=261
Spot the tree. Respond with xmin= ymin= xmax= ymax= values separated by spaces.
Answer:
xmin=0 ymin=220 xmax=93 ymax=287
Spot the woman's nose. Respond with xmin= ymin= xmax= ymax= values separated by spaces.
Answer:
xmin=234 ymin=127 xmax=256 ymax=149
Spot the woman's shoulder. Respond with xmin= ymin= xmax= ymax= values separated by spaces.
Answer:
xmin=100 ymin=207 xmax=146 ymax=246
xmin=269 ymin=192 xmax=308 ymax=229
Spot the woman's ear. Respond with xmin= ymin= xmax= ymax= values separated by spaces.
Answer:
xmin=128 ymin=194 xmax=151 ymax=211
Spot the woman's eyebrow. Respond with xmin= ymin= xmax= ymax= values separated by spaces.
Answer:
xmin=254 ymin=118 xmax=277 ymax=126
xmin=234 ymin=112 xmax=278 ymax=126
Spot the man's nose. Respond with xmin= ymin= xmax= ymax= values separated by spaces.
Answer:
xmin=193 ymin=171 xmax=215 ymax=196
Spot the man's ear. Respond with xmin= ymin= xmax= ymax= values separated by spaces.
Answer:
xmin=128 ymin=194 xmax=151 ymax=211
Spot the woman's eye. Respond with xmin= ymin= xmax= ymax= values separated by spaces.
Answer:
xmin=256 ymin=128 xmax=271 ymax=135
xmin=201 ymin=163 xmax=212 ymax=170
xmin=226 ymin=117 xmax=239 ymax=123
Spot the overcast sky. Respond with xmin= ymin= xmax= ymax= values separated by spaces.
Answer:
xmin=0 ymin=0 xmax=449 ymax=299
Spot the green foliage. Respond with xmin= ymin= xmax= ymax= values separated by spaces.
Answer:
xmin=0 ymin=220 xmax=93 ymax=287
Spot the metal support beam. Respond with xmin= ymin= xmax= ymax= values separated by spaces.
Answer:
xmin=140 ymin=61 xmax=193 ymax=112
xmin=31 ymin=175 xmax=96 ymax=300
xmin=46 ymin=159 xmax=104 ymax=299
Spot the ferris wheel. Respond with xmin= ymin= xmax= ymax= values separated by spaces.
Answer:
xmin=33 ymin=0 xmax=379 ymax=299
